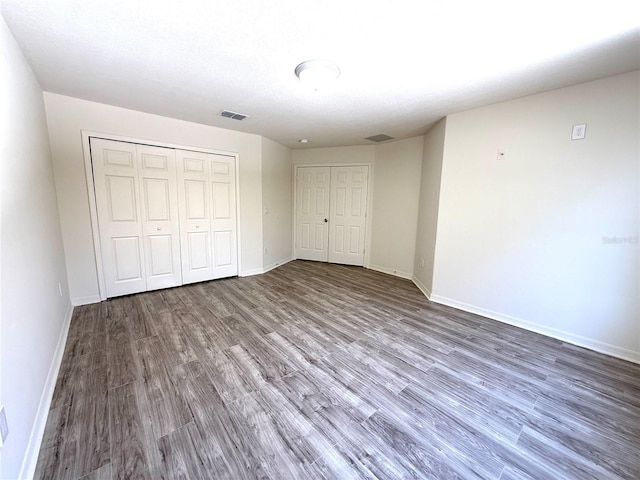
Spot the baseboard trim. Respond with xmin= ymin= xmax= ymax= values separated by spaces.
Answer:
xmin=241 ymin=257 xmax=293 ymax=277
xmin=239 ymin=268 xmax=264 ymax=277
xmin=263 ymin=257 xmax=294 ymax=274
xmin=429 ymin=294 xmax=640 ymax=365
xmin=19 ymin=301 xmax=74 ymax=480
xmin=367 ymin=264 xmax=413 ymax=280
xmin=71 ymin=295 xmax=101 ymax=306
xmin=411 ymin=275 xmax=432 ymax=300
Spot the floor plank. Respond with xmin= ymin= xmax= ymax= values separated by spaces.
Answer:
xmin=35 ymin=260 xmax=640 ymax=479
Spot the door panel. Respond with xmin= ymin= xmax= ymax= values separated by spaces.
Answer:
xmin=177 ymin=150 xmax=214 ymax=284
xmin=213 ymin=230 xmax=233 ymax=266
xmin=328 ymin=166 xmax=369 ymax=266
xmin=137 ymin=145 xmax=182 ymax=291
xmin=295 ymin=167 xmax=330 ymax=262
xmin=106 ymin=176 xmax=137 ymax=221
xmin=143 ymin=178 xmax=170 ymax=221
xmin=113 ymin=236 xmax=143 ymax=281
xmin=210 ymin=154 xmax=238 ymax=278
xmin=176 ymin=150 xmax=238 ymax=283
xmin=187 ymin=232 xmax=209 ymax=270
xmin=91 ymin=138 xmax=146 ymax=297
xmin=147 ymin=235 xmax=174 ymax=276
xmin=185 ymin=180 xmax=207 ymax=219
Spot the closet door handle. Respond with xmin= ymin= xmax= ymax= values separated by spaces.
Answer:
xmin=324 ymin=218 xmax=328 ymax=223
xmin=195 ymin=225 xmax=200 ymax=228
xmin=156 ymin=227 xmax=162 ymax=231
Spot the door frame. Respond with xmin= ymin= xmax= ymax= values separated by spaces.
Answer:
xmin=81 ymin=130 xmax=242 ymax=301
xmin=292 ymin=163 xmax=374 ymax=268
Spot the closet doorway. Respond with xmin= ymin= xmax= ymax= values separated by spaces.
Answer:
xmin=87 ymin=135 xmax=239 ymax=299
xmin=295 ymin=165 xmax=370 ymax=266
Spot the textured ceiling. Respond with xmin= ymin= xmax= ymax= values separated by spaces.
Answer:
xmin=2 ymin=0 xmax=639 ymax=148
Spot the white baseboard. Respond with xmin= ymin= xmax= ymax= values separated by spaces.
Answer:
xmin=411 ymin=275 xmax=432 ymax=300
xmin=429 ymin=294 xmax=640 ymax=365
xmin=367 ymin=264 xmax=413 ymax=280
xmin=239 ymin=268 xmax=264 ymax=277
xmin=71 ymin=295 xmax=101 ymax=306
xmin=240 ymin=257 xmax=293 ymax=277
xmin=262 ymin=257 xmax=293 ymax=274
xmin=19 ymin=301 xmax=74 ymax=480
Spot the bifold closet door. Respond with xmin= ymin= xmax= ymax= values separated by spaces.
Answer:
xmin=92 ymin=138 xmax=238 ymax=298
xmin=91 ymin=138 xmax=182 ymax=297
xmin=137 ymin=145 xmax=182 ymax=291
xmin=176 ymin=150 xmax=238 ymax=284
xmin=295 ymin=165 xmax=369 ymax=266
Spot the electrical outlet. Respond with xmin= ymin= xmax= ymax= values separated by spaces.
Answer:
xmin=264 ymin=246 xmax=268 ymax=256
xmin=420 ymin=257 xmax=425 ymax=268
xmin=0 ymin=405 xmax=9 ymax=447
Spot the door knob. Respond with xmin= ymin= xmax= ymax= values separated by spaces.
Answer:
xmin=156 ymin=227 xmax=161 ymax=231
xmin=324 ymin=218 xmax=328 ymax=223
xmin=195 ymin=225 xmax=200 ymax=228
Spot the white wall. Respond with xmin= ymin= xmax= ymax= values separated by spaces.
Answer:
xmin=261 ymin=137 xmax=293 ymax=270
xmin=43 ymin=93 xmax=264 ymax=304
xmin=413 ymin=118 xmax=446 ymax=295
xmin=292 ymin=141 xmax=423 ymax=278
xmin=292 ymin=145 xmax=376 ymax=166
xmin=370 ymin=137 xmax=423 ymax=278
xmin=432 ymin=71 xmax=640 ymax=362
xmin=0 ymin=17 xmax=71 ymax=479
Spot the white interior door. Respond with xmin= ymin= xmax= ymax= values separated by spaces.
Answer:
xmin=176 ymin=150 xmax=214 ymax=284
xmin=210 ymin=154 xmax=238 ymax=279
xmin=137 ymin=144 xmax=182 ymax=291
xmin=176 ymin=150 xmax=238 ymax=284
xmin=328 ymin=166 xmax=369 ymax=266
xmin=295 ymin=167 xmax=330 ymax=262
xmin=91 ymin=138 xmax=146 ymax=297
xmin=93 ymin=137 xmax=240 ymax=297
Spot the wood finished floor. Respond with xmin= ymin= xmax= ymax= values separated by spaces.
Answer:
xmin=35 ymin=260 xmax=640 ymax=480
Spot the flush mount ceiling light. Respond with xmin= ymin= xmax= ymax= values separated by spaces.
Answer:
xmin=295 ymin=60 xmax=340 ymax=90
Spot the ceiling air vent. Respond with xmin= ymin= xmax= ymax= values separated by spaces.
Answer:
xmin=219 ymin=110 xmax=249 ymax=121
xmin=365 ymin=134 xmax=394 ymax=142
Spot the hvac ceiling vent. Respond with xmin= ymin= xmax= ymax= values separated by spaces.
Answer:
xmin=219 ymin=110 xmax=249 ymax=121
xmin=365 ymin=134 xmax=394 ymax=142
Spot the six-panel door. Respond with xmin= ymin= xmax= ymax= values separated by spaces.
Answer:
xmin=176 ymin=150 xmax=214 ymax=284
xmin=91 ymin=138 xmax=147 ymax=297
xmin=137 ymin=145 xmax=182 ymax=291
xmin=210 ymin=154 xmax=238 ymax=279
xmin=176 ymin=150 xmax=238 ymax=284
xmin=295 ymin=167 xmax=330 ymax=262
xmin=328 ymin=166 xmax=369 ymax=266
xmin=92 ymin=138 xmax=238 ymax=297
xmin=295 ymin=165 xmax=369 ymax=266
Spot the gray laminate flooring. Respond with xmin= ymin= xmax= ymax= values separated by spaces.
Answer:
xmin=35 ymin=260 xmax=640 ymax=479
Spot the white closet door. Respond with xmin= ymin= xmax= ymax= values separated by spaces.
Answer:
xmin=328 ymin=166 xmax=369 ymax=266
xmin=176 ymin=150 xmax=214 ymax=284
xmin=91 ymin=138 xmax=146 ymax=297
xmin=295 ymin=167 xmax=330 ymax=262
xmin=137 ymin=144 xmax=182 ymax=291
xmin=92 ymin=137 xmax=239 ymax=297
xmin=210 ymin=154 xmax=238 ymax=279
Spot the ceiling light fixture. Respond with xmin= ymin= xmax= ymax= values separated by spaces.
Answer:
xmin=298 ymin=138 xmax=309 ymax=144
xmin=295 ymin=60 xmax=340 ymax=90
